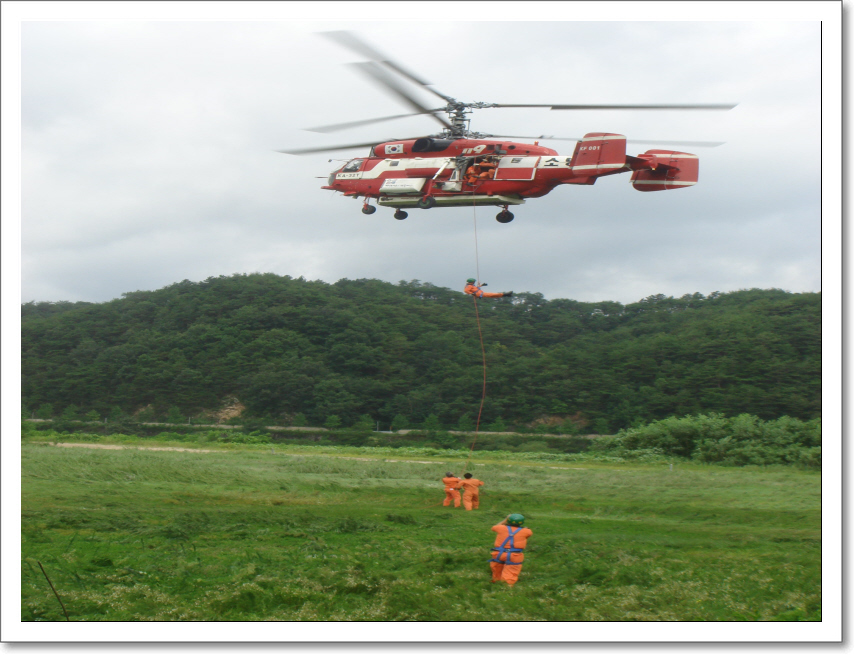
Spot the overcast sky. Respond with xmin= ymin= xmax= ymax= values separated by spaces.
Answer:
xmin=6 ymin=2 xmax=837 ymax=309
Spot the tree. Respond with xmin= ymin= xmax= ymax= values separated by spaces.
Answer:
xmin=390 ymin=414 xmax=409 ymax=431
xmin=353 ymin=414 xmax=374 ymax=431
xmin=457 ymin=413 xmax=475 ymax=432
xmin=488 ymin=417 xmax=506 ymax=432
xmin=592 ymin=418 xmax=610 ymax=435
xmin=109 ymin=406 xmax=126 ymax=422
xmin=85 ymin=410 xmax=101 ymax=422
xmin=35 ymin=403 xmax=54 ymax=419
xmin=423 ymin=414 xmax=442 ymax=431
xmin=166 ymin=406 xmax=184 ymax=424
xmin=61 ymin=405 xmax=79 ymax=420
xmin=324 ymin=415 xmax=342 ymax=430
xmin=292 ymin=412 xmax=307 ymax=427
xmin=20 ymin=275 xmax=821 ymax=432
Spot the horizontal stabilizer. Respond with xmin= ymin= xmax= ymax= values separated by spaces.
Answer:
xmin=629 ymin=150 xmax=698 ymax=191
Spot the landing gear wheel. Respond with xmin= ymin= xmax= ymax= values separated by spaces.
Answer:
xmin=362 ymin=204 xmax=377 ymax=215
xmin=496 ymin=210 xmax=515 ymax=223
xmin=417 ymin=196 xmax=437 ymax=209
xmin=394 ymin=209 xmax=408 ymax=220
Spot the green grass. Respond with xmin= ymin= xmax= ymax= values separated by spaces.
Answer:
xmin=21 ymin=437 xmax=821 ymax=621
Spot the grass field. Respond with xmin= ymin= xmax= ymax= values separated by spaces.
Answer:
xmin=20 ymin=436 xmax=821 ymax=622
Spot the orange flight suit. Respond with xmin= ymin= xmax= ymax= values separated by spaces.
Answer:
xmin=460 ymin=477 xmax=484 ymax=510
xmin=442 ymin=476 xmax=463 ymax=507
xmin=464 ymin=283 xmax=505 ymax=299
xmin=489 ymin=524 xmax=533 ymax=586
xmin=465 ymin=165 xmax=481 ymax=185
xmin=465 ymin=161 xmax=497 ymax=184
xmin=477 ymin=161 xmax=497 ymax=179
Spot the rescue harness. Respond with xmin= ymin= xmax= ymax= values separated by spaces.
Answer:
xmin=489 ymin=526 xmax=525 ymax=565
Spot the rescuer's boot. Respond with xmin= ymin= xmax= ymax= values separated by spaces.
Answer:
xmin=503 ymin=291 xmax=514 ymax=297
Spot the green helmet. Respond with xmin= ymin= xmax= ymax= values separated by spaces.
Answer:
xmin=466 ymin=278 xmax=476 ymax=284
xmin=507 ymin=513 xmax=525 ymax=526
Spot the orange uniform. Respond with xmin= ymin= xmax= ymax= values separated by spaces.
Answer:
xmin=477 ymin=161 xmax=497 ymax=179
xmin=442 ymin=476 xmax=463 ymax=507
xmin=465 ymin=165 xmax=481 ymax=185
xmin=489 ymin=524 xmax=533 ymax=586
xmin=460 ymin=477 xmax=484 ymax=510
xmin=464 ymin=283 xmax=505 ymax=299
xmin=465 ymin=160 xmax=496 ymax=184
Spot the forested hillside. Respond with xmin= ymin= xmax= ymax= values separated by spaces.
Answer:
xmin=21 ymin=274 xmax=821 ymax=432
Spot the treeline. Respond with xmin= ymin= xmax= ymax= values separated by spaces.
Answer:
xmin=21 ymin=273 xmax=821 ymax=432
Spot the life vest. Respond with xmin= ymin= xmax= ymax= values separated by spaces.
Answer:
xmin=464 ymin=283 xmax=484 ymax=298
xmin=489 ymin=526 xmax=525 ymax=565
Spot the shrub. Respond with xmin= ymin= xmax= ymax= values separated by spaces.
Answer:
xmin=597 ymin=412 xmax=821 ymax=469
xmin=352 ymin=414 xmax=374 ymax=431
xmin=516 ymin=440 xmax=554 ymax=453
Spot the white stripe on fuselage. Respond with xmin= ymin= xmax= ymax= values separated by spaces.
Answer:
xmin=571 ymin=163 xmax=624 ymax=171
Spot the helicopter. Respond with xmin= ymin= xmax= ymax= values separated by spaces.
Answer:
xmin=279 ymin=32 xmax=736 ymax=223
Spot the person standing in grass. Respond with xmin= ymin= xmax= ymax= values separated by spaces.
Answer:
xmin=442 ymin=471 xmax=463 ymax=508
xmin=460 ymin=472 xmax=484 ymax=511
xmin=489 ymin=514 xmax=532 ymax=586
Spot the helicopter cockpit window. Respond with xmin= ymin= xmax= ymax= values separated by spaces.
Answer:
xmin=342 ymin=159 xmax=364 ymax=173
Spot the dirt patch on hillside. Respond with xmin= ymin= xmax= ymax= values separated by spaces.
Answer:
xmin=210 ymin=396 xmax=245 ymax=422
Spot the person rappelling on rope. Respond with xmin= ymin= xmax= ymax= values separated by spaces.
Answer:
xmin=464 ymin=278 xmax=513 ymax=299
xmin=489 ymin=514 xmax=532 ymax=586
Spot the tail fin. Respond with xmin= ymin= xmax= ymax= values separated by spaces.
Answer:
xmin=570 ymin=133 xmax=626 ymax=175
xmin=629 ymin=150 xmax=698 ymax=191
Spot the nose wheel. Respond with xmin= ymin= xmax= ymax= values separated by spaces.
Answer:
xmin=394 ymin=209 xmax=408 ymax=220
xmin=496 ymin=209 xmax=515 ymax=223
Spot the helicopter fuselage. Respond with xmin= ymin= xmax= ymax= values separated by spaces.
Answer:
xmin=322 ymin=134 xmax=699 ymax=210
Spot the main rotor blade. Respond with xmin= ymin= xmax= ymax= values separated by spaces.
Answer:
xmin=276 ymin=139 xmax=395 ymax=156
xmin=625 ymin=138 xmax=726 ymax=147
xmin=306 ymin=110 xmax=446 ymax=134
xmin=494 ymin=103 xmax=738 ymax=111
xmin=489 ymin=134 xmax=726 ymax=148
xmin=320 ymin=31 xmax=455 ymax=104
xmin=349 ymin=62 xmax=452 ymax=129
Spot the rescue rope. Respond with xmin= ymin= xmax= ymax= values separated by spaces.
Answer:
xmin=472 ymin=201 xmax=482 ymax=285
xmin=461 ymin=204 xmax=488 ymax=477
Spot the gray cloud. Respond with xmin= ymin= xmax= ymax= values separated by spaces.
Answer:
xmin=13 ymin=10 xmax=827 ymax=305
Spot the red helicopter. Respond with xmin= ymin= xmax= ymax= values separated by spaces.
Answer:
xmin=280 ymin=32 xmax=736 ymax=223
